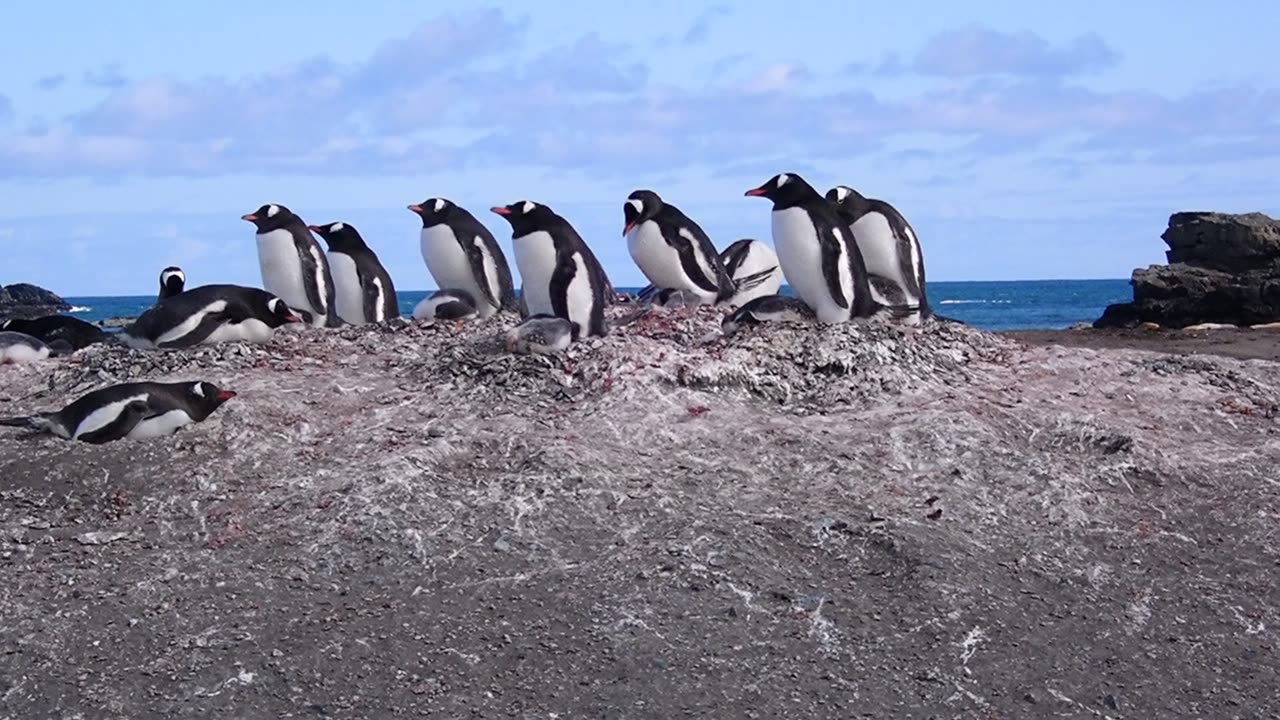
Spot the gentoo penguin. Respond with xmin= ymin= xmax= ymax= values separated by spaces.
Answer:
xmin=504 ymin=314 xmax=574 ymax=355
xmin=623 ymin=190 xmax=734 ymax=306
xmin=0 ymin=315 xmax=107 ymax=350
xmin=119 ymin=284 xmax=301 ymax=349
xmin=0 ymin=380 xmax=236 ymax=444
xmin=825 ymin=185 xmax=932 ymax=321
xmin=241 ymin=203 xmax=340 ymax=328
xmin=718 ymin=239 xmax=784 ymax=308
xmin=490 ymin=201 xmax=610 ymax=339
xmin=412 ymin=289 xmax=478 ymax=323
xmin=744 ymin=173 xmax=877 ymax=323
xmin=0 ymin=331 xmax=69 ymax=364
xmin=158 ymin=266 xmax=186 ymax=301
xmin=308 ymin=221 xmax=400 ymax=325
xmin=721 ymin=295 xmax=816 ymax=335
xmin=407 ymin=198 xmax=517 ymax=319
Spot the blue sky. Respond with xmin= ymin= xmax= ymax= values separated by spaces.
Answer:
xmin=2 ymin=1 xmax=1277 ymax=296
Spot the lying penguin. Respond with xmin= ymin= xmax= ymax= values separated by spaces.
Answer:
xmin=412 ymin=288 xmax=479 ymax=324
xmin=721 ymin=294 xmax=816 ymax=335
xmin=0 ymin=380 xmax=236 ymax=444
xmin=0 ymin=331 xmax=72 ymax=364
xmin=504 ymin=314 xmax=574 ymax=355
xmin=119 ymin=284 xmax=301 ymax=349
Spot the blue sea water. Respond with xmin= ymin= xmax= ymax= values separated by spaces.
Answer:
xmin=58 ymin=279 xmax=1131 ymax=332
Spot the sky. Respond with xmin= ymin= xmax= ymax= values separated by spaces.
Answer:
xmin=2 ymin=1 xmax=1278 ymax=296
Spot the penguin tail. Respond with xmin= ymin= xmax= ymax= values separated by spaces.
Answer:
xmin=633 ymin=284 xmax=661 ymax=304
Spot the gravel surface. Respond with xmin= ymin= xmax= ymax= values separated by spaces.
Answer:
xmin=1 ymin=308 xmax=1278 ymax=719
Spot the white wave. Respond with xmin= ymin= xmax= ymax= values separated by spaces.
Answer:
xmin=938 ymin=299 xmax=1012 ymax=305
xmin=68 ymin=306 xmax=92 ymax=313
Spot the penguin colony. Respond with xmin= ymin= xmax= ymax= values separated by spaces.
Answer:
xmin=0 ymin=172 xmax=937 ymax=444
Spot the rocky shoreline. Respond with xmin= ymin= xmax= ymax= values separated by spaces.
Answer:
xmin=1 ymin=308 xmax=1277 ymax=718
xmin=1096 ymin=211 xmax=1280 ymax=329
xmin=0 ymin=283 xmax=70 ymax=320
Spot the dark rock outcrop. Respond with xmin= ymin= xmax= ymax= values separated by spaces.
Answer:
xmin=1095 ymin=212 xmax=1280 ymax=328
xmin=0 ymin=283 xmax=72 ymax=320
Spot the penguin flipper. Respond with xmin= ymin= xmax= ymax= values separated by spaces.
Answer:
xmin=75 ymin=401 xmax=149 ymax=444
xmin=669 ymin=234 xmax=722 ymax=297
xmin=460 ymin=234 xmax=503 ymax=312
xmin=296 ymin=239 xmax=336 ymax=324
xmin=549 ymin=251 xmax=575 ymax=324
xmin=819 ymin=229 xmax=851 ymax=310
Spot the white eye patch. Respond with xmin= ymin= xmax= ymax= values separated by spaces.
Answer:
xmin=776 ymin=174 xmax=791 ymax=187
xmin=627 ymin=198 xmax=643 ymax=214
xmin=834 ymin=186 xmax=851 ymax=201
xmin=266 ymin=204 xmax=280 ymax=218
xmin=331 ymin=222 xmax=345 ymax=232
xmin=433 ymin=198 xmax=446 ymax=212
xmin=521 ymin=201 xmax=535 ymax=214
xmin=193 ymin=383 xmax=205 ymax=397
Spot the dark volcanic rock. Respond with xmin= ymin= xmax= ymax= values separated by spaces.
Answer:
xmin=1096 ymin=212 xmax=1280 ymax=328
xmin=0 ymin=283 xmax=71 ymax=320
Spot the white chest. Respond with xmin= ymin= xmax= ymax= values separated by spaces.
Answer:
xmin=771 ymin=208 xmax=849 ymax=323
xmin=256 ymin=230 xmax=315 ymax=314
xmin=129 ymin=409 xmax=195 ymax=439
xmin=328 ymin=252 xmax=368 ymax=325
xmin=0 ymin=344 xmax=48 ymax=364
xmin=627 ymin=223 xmax=688 ymax=290
xmin=420 ymin=226 xmax=501 ymax=317
xmin=513 ymin=231 xmax=560 ymax=317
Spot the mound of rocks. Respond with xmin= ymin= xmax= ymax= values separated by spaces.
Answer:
xmin=0 ymin=283 xmax=71 ymax=320
xmin=1096 ymin=211 xmax=1280 ymax=328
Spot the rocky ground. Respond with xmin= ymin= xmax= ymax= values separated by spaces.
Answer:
xmin=1 ymin=308 xmax=1277 ymax=719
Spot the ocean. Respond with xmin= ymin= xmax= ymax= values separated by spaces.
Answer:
xmin=59 ymin=279 xmax=1131 ymax=333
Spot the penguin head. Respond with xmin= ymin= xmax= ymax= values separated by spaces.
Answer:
xmin=241 ymin=203 xmax=298 ymax=232
xmin=490 ymin=200 xmax=554 ymax=237
xmin=622 ymin=190 xmax=663 ymax=236
xmin=264 ymin=296 xmax=304 ymax=327
xmin=824 ymin=185 xmax=868 ymax=223
xmin=406 ymin=197 xmax=455 ymax=228
xmin=159 ymin=266 xmax=185 ymax=296
xmin=744 ymin=173 xmax=818 ymax=207
xmin=189 ymin=381 xmax=237 ymax=418
xmin=307 ymin=221 xmax=369 ymax=254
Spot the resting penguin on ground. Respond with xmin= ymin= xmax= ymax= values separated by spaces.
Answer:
xmin=158 ymin=266 xmax=186 ymax=301
xmin=0 ymin=331 xmax=71 ymax=364
xmin=490 ymin=201 xmax=611 ymax=340
xmin=721 ymin=295 xmax=817 ymax=335
xmin=412 ymin=289 xmax=479 ymax=324
xmin=241 ymin=203 xmax=341 ymax=328
xmin=308 ymin=221 xmax=400 ymax=325
xmin=0 ymin=315 xmax=107 ymax=350
xmin=0 ymin=380 xmax=236 ymax=444
xmin=744 ymin=172 xmax=882 ymax=324
xmin=825 ymin=185 xmax=932 ymax=322
xmin=504 ymin=314 xmax=574 ymax=355
xmin=407 ymin=198 xmax=518 ymax=319
xmin=623 ymin=189 xmax=735 ymax=308
xmin=118 ymin=284 xmax=301 ymax=349
xmin=717 ymin=239 xmax=784 ymax=308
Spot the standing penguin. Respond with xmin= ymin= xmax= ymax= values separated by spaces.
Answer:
xmin=0 ymin=380 xmax=236 ymax=444
xmin=241 ymin=203 xmax=340 ymax=328
xmin=308 ymin=221 xmax=400 ymax=325
xmin=623 ymin=189 xmax=735 ymax=306
xmin=826 ymin=185 xmax=932 ymax=321
xmin=407 ymin=198 xmax=517 ymax=319
xmin=744 ymin=173 xmax=877 ymax=323
xmin=489 ymin=201 xmax=610 ymax=339
xmin=158 ymin=266 xmax=186 ymax=301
